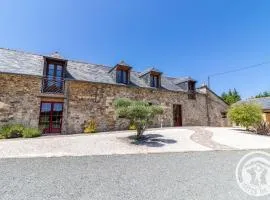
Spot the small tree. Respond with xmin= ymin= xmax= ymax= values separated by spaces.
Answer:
xmin=114 ymin=98 xmax=163 ymax=139
xmin=221 ymin=88 xmax=241 ymax=105
xmin=228 ymin=102 xmax=262 ymax=130
xmin=255 ymin=91 xmax=270 ymax=98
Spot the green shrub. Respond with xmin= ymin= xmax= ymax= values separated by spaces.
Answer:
xmin=228 ymin=102 xmax=262 ymax=129
xmin=0 ymin=124 xmax=11 ymax=139
xmin=0 ymin=124 xmax=24 ymax=138
xmin=22 ymin=127 xmax=41 ymax=138
xmin=0 ymin=124 xmax=41 ymax=139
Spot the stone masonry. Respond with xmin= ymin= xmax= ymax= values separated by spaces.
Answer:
xmin=0 ymin=72 xmax=228 ymax=134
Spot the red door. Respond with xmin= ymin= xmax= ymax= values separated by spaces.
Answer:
xmin=39 ymin=102 xmax=63 ymax=134
xmin=173 ymin=104 xmax=182 ymax=126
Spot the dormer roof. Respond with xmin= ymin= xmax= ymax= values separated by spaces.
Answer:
xmin=173 ymin=76 xmax=196 ymax=85
xmin=108 ymin=60 xmax=132 ymax=72
xmin=139 ymin=67 xmax=162 ymax=77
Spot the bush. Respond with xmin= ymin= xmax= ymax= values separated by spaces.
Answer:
xmin=228 ymin=102 xmax=262 ymax=130
xmin=0 ymin=124 xmax=24 ymax=138
xmin=84 ymin=120 xmax=97 ymax=133
xmin=0 ymin=124 xmax=41 ymax=139
xmin=22 ymin=128 xmax=41 ymax=138
xmin=254 ymin=121 xmax=270 ymax=136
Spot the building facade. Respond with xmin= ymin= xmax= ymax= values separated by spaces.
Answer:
xmin=0 ymin=48 xmax=228 ymax=134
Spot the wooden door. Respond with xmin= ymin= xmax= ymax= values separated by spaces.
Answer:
xmin=173 ymin=104 xmax=182 ymax=126
xmin=39 ymin=102 xmax=63 ymax=133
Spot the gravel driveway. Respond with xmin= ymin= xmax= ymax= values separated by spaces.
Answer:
xmin=0 ymin=127 xmax=270 ymax=158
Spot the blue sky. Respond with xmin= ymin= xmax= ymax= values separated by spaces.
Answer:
xmin=1 ymin=0 xmax=270 ymax=99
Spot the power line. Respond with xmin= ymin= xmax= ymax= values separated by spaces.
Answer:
xmin=207 ymin=61 xmax=270 ymax=88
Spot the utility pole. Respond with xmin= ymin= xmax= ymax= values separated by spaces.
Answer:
xmin=207 ymin=76 xmax=210 ymax=89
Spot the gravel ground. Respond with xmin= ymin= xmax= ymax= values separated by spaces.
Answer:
xmin=209 ymin=127 xmax=270 ymax=149
xmin=0 ymin=128 xmax=209 ymax=158
xmin=1 ymin=150 xmax=270 ymax=200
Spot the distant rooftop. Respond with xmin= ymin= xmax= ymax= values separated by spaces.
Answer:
xmin=239 ymin=97 xmax=270 ymax=110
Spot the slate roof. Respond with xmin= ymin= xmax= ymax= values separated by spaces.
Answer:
xmin=173 ymin=77 xmax=196 ymax=85
xmin=239 ymin=97 xmax=270 ymax=110
xmin=139 ymin=67 xmax=162 ymax=77
xmin=0 ymin=48 xmax=195 ymax=92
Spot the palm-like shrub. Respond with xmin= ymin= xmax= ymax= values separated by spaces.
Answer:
xmin=228 ymin=102 xmax=262 ymax=130
xmin=114 ymin=98 xmax=163 ymax=139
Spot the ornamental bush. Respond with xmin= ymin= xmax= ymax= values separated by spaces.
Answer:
xmin=84 ymin=120 xmax=97 ymax=133
xmin=114 ymin=98 xmax=164 ymax=139
xmin=228 ymin=102 xmax=262 ymax=130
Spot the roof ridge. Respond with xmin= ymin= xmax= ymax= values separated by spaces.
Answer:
xmin=0 ymin=47 xmax=112 ymax=69
xmin=0 ymin=47 xmax=44 ymax=57
xmin=68 ymin=59 xmax=112 ymax=69
xmin=0 ymin=47 xmax=194 ymax=81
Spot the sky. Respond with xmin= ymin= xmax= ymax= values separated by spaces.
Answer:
xmin=1 ymin=0 xmax=270 ymax=99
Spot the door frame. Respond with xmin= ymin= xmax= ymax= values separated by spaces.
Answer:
xmin=39 ymin=101 xmax=64 ymax=134
xmin=173 ymin=104 xmax=182 ymax=126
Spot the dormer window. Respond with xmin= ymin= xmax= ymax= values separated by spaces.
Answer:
xmin=109 ymin=61 xmax=131 ymax=85
xmin=140 ymin=67 xmax=162 ymax=88
xmin=150 ymin=74 xmax=160 ymax=88
xmin=188 ymin=81 xmax=195 ymax=91
xmin=42 ymin=57 xmax=66 ymax=93
xmin=188 ymin=81 xmax=196 ymax=99
xmin=116 ymin=68 xmax=129 ymax=84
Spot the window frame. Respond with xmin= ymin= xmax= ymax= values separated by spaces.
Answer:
xmin=116 ymin=66 xmax=129 ymax=84
xmin=187 ymin=81 xmax=196 ymax=100
xmin=45 ymin=59 xmax=65 ymax=78
xmin=150 ymin=73 xmax=160 ymax=88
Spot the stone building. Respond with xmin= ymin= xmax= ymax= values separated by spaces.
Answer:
xmin=0 ymin=48 xmax=228 ymax=134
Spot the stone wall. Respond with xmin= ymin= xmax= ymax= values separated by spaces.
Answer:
xmin=0 ymin=73 xmax=41 ymax=127
xmin=65 ymin=81 xmax=228 ymax=134
xmin=0 ymin=73 xmax=229 ymax=134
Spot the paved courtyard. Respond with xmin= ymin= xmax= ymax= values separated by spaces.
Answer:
xmin=1 ymin=127 xmax=270 ymax=158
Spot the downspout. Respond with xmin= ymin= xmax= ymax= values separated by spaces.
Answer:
xmin=63 ymin=80 xmax=70 ymax=134
xmin=205 ymin=88 xmax=210 ymax=126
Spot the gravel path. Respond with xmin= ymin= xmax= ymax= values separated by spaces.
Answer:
xmin=189 ymin=127 xmax=235 ymax=150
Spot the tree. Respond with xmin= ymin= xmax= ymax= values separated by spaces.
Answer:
xmin=114 ymin=98 xmax=164 ymax=139
xmin=221 ymin=88 xmax=241 ymax=105
xmin=255 ymin=91 xmax=270 ymax=98
xmin=227 ymin=102 xmax=262 ymax=130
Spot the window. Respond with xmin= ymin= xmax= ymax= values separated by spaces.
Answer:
xmin=116 ymin=69 xmax=129 ymax=84
xmin=43 ymin=59 xmax=65 ymax=93
xmin=188 ymin=81 xmax=195 ymax=91
xmin=150 ymin=74 xmax=160 ymax=88
xmin=221 ymin=112 xmax=227 ymax=118
xmin=39 ymin=102 xmax=63 ymax=133
xmin=188 ymin=81 xmax=196 ymax=99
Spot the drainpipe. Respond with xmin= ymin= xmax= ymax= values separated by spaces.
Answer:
xmin=63 ymin=80 xmax=70 ymax=134
xmin=205 ymin=88 xmax=210 ymax=126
